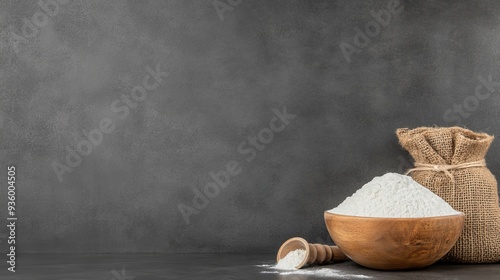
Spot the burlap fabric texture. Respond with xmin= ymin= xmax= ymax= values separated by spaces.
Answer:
xmin=397 ymin=127 xmax=500 ymax=263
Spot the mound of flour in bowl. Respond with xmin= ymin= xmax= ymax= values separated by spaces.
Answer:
xmin=328 ymin=173 xmax=460 ymax=217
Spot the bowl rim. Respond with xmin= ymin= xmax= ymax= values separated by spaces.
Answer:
xmin=324 ymin=211 xmax=465 ymax=219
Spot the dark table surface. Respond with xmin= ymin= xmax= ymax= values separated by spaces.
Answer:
xmin=1 ymin=254 xmax=499 ymax=279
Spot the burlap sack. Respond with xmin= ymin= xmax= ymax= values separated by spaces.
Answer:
xmin=397 ymin=127 xmax=500 ymax=263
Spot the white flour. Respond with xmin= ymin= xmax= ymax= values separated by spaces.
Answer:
xmin=260 ymin=266 xmax=372 ymax=278
xmin=275 ymin=249 xmax=306 ymax=270
xmin=328 ymin=173 xmax=460 ymax=217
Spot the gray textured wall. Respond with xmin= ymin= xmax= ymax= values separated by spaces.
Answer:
xmin=0 ymin=0 xmax=499 ymax=253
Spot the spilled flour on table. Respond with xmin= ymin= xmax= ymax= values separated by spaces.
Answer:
xmin=258 ymin=247 xmax=372 ymax=278
xmin=259 ymin=266 xmax=372 ymax=278
xmin=258 ymin=263 xmax=372 ymax=278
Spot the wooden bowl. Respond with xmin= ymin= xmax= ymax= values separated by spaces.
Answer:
xmin=324 ymin=212 xmax=465 ymax=270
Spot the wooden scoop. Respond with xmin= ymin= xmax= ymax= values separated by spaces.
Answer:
xmin=276 ymin=237 xmax=348 ymax=269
